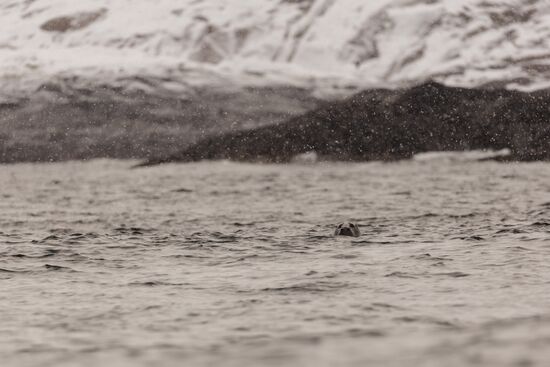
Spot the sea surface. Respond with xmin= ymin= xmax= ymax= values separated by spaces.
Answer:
xmin=2 ymin=158 xmax=550 ymax=367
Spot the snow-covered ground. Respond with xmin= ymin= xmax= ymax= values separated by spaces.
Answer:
xmin=2 ymin=0 xmax=550 ymax=100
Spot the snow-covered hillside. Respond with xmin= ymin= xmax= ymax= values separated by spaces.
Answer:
xmin=2 ymin=0 xmax=550 ymax=99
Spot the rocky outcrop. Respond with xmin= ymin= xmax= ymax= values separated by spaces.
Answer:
xmin=40 ymin=9 xmax=107 ymax=32
xmin=138 ymin=82 xmax=550 ymax=166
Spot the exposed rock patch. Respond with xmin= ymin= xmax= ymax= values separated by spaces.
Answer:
xmin=40 ymin=9 xmax=106 ymax=32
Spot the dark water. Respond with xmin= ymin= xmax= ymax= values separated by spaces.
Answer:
xmin=2 ymin=158 xmax=550 ymax=366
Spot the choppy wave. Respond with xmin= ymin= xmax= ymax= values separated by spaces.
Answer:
xmin=2 ymin=159 xmax=550 ymax=366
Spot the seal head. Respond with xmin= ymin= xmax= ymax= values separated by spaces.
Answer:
xmin=334 ymin=222 xmax=360 ymax=237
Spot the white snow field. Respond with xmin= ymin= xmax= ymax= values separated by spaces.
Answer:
xmin=1 ymin=0 xmax=550 ymax=100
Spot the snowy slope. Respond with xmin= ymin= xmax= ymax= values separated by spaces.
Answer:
xmin=2 ymin=0 xmax=550 ymax=99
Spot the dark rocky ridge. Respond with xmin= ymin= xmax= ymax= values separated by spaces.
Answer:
xmin=138 ymin=82 xmax=550 ymax=166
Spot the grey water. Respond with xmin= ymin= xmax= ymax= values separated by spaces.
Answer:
xmin=2 ymin=159 xmax=550 ymax=367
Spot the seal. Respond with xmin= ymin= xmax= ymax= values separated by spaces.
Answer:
xmin=334 ymin=222 xmax=360 ymax=237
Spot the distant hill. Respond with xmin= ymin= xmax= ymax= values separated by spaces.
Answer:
xmin=137 ymin=82 xmax=550 ymax=166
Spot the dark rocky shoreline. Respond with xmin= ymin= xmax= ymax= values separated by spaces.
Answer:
xmin=138 ymin=82 xmax=550 ymax=166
